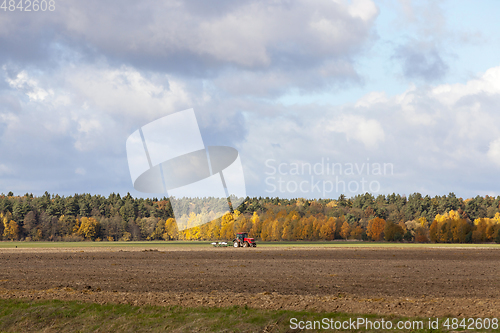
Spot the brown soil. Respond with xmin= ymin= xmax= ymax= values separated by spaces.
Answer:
xmin=0 ymin=246 xmax=499 ymax=317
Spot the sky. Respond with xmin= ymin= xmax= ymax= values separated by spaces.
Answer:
xmin=1 ymin=0 xmax=500 ymax=200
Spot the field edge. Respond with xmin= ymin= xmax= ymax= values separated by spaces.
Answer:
xmin=1 ymin=298 xmax=490 ymax=333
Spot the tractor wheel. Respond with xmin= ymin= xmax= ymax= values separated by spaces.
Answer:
xmin=253 ymin=244 xmax=257 ymax=247
xmin=243 ymin=242 xmax=249 ymax=248
xmin=233 ymin=241 xmax=239 ymax=248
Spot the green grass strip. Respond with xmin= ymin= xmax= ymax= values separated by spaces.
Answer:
xmin=0 ymin=299 xmax=499 ymax=332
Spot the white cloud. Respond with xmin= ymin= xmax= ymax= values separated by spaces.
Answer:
xmin=348 ymin=0 xmax=379 ymax=22
xmin=65 ymin=65 xmax=192 ymax=120
xmin=6 ymin=71 xmax=52 ymax=101
xmin=354 ymin=91 xmax=388 ymax=108
xmin=1 ymin=0 xmax=379 ymax=99
xmin=328 ymin=115 xmax=385 ymax=149
xmin=213 ymin=60 xmax=358 ymax=97
xmin=487 ymin=138 xmax=500 ymax=166
xmin=58 ymin=0 xmax=377 ymax=69
xmin=432 ymin=66 xmax=500 ymax=106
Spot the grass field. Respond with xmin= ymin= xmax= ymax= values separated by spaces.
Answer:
xmin=3 ymin=298 xmax=496 ymax=333
xmin=0 ymin=240 xmax=500 ymax=249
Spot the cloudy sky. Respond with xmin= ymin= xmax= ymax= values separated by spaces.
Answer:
xmin=1 ymin=0 xmax=500 ymax=199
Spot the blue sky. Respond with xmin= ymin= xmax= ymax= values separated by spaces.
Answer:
xmin=1 ymin=0 xmax=500 ymax=200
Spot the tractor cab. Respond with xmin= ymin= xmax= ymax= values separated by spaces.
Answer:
xmin=233 ymin=232 xmax=257 ymax=247
xmin=236 ymin=232 xmax=248 ymax=241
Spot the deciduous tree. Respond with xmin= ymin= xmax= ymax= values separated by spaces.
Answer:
xmin=367 ymin=217 xmax=386 ymax=241
xmin=77 ymin=217 xmax=100 ymax=240
xmin=340 ymin=221 xmax=351 ymax=240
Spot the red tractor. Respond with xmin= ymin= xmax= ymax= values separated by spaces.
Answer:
xmin=233 ymin=232 xmax=257 ymax=248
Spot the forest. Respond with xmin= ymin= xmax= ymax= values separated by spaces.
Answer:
xmin=1 ymin=191 xmax=500 ymax=243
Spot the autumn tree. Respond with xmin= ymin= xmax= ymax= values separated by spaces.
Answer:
xmin=340 ymin=221 xmax=351 ymax=240
xmin=236 ymin=216 xmax=251 ymax=233
xmin=429 ymin=220 xmax=439 ymax=243
xmin=270 ymin=219 xmax=283 ymax=241
xmin=473 ymin=215 xmax=500 ymax=242
xmin=137 ymin=217 xmax=158 ymax=240
xmin=220 ymin=212 xmax=235 ymax=240
xmin=207 ymin=219 xmax=221 ymax=240
xmin=414 ymin=226 xmax=429 ymax=243
xmin=77 ymin=217 xmax=100 ymax=240
xmin=319 ymin=217 xmax=336 ymax=240
xmin=367 ymin=217 xmax=386 ymax=241
xmin=150 ymin=219 xmax=165 ymax=240
xmin=430 ymin=210 xmax=470 ymax=243
xmin=350 ymin=225 xmax=364 ymax=240
xmin=2 ymin=215 xmax=19 ymax=240
xmin=301 ymin=216 xmax=316 ymax=240
xmin=163 ymin=218 xmax=179 ymax=240
xmin=260 ymin=216 xmax=273 ymax=241
xmin=281 ymin=220 xmax=293 ymax=240
xmin=384 ymin=220 xmax=404 ymax=242
xmin=183 ymin=225 xmax=201 ymax=240
xmin=247 ymin=212 xmax=260 ymax=239
xmin=58 ymin=215 xmax=76 ymax=238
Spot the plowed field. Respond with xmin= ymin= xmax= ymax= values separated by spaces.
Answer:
xmin=1 ymin=246 xmax=499 ymax=317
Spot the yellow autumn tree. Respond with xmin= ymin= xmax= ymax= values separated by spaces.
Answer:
xmin=430 ymin=210 xmax=469 ymax=243
xmin=72 ymin=218 xmax=81 ymax=235
xmin=273 ymin=218 xmax=286 ymax=241
xmin=301 ymin=216 xmax=316 ymax=240
xmin=1 ymin=212 xmax=18 ymax=240
xmin=340 ymin=221 xmax=351 ymax=240
xmin=473 ymin=218 xmax=489 ymax=242
xmin=180 ymin=212 xmax=204 ymax=240
xmin=260 ymin=217 xmax=274 ymax=241
xmin=319 ymin=217 xmax=336 ymax=240
xmin=220 ymin=212 xmax=235 ymax=240
xmin=184 ymin=226 xmax=201 ymax=240
xmin=249 ymin=212 xmax=261 ymax=239
xmin=163 ymin=218 xmax=179 ymax=240
xmin=77 ymin=217 xmax=100 ymax=240
xmin=311 ymin=215 xmax=322 ymax=240
xmin=3 ymin=219 xmax=19 ymax=240
xmin=350 ymin=225 xmax=364 ymax=240
xmin=239 ymin=216 xmax=252 ymax=233
xmin=418 ymin=216 xmax=428 ymax=228
xmin=281 ymin=220 xmax=293 ymax=240
xmin=207 ymin=220 xmax=221 ymax=240
xmin=287 ymin=210 xmax=300 ymax=221
xmin=429 ymin=220 xmax=440 ymax=242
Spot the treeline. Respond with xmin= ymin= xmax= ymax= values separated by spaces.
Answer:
xmin=1 ymin=192 xmax=500 ymax=243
